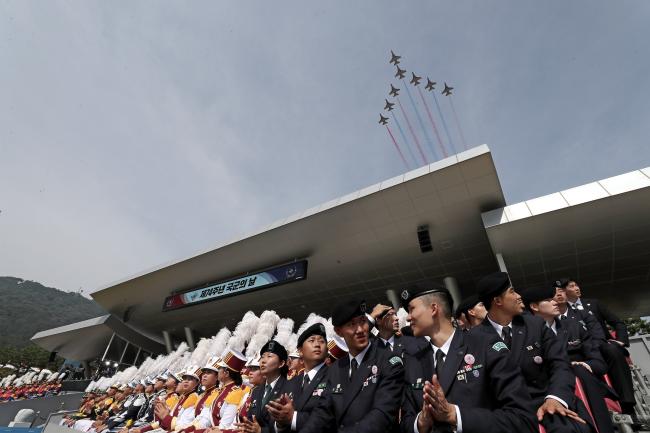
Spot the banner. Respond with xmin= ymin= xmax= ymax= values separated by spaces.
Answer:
xmin=162 ymin=260 xmax=308 ymax=311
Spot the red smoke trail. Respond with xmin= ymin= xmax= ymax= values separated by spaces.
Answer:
xmin=386 ymin=125 xmax=409 ymax=169
xmin=396 ymin=97 xmax=428 ymax=165
xmin=417 ymin=86 xmax=448 ymax=158
xmin=448 ymin=97 xmax=468 ymax=150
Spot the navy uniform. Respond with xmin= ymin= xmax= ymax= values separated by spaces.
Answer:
xmin=302 ymin=300 xmax=404 ymax=433
xmin=564 ymin=283 xmax=636 ymax=416
xmin=248 ymin=340 xmax=289 ymax=433
xmin=399 ymin=283 xmax=537 ymax=433
xmin=280 ymin=324 xmax=332 ymax=432
xmin=555 ymin=310 xmax=614 ymax=433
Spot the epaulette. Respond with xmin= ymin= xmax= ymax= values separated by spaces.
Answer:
xmin=182 ymin=392 xmax=199 ymax=408
xmin=225 ymin=387 xmax=245 ymax=405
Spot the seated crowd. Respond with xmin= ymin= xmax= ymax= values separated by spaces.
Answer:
xmin=0 ymin=381 xmax=62 ymax=402
xmin=60 ymin=275 xmax=642 ymax=433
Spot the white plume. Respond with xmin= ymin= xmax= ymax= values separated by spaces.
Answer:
xmin=210 ymin=328 xmax=232 ymax=358
xmin=227 ymin=312 xmax=259 ymax=351
xmin=397 ymin=307 xmax=409 ymax=330
xmin=189 ymin=338 xmax=213 ymax=367
xmin=274 ymin=318 xmax=294 ymax=348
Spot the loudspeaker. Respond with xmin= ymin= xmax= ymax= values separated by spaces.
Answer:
xmin=417 ymin=225 xmax=433 ymax=253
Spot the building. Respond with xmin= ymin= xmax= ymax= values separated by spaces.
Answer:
xmin=32 ymin=145 xmax=650 ymax=366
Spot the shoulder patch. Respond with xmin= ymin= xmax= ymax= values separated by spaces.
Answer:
xmin=491 ymin=341 xmax=508 ymax=352
xmin=389 ymin=356 xmax=403 ymax=365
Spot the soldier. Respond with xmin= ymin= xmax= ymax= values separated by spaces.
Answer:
xmin=268 ymin=323 xmax=331 ymax=432
xmin=533 ymin=285 xmax=615 ymax=433
xmin=300 ymin=299 xmax=404 ymax=433
xmin=453 ymin=295 xmax=486 ymax=330
xmin=237 ymin=340 xmax=290 ymax=433
xmin=474 ymin=272 xmax=589 ymax=433
xmin=400 ymin=283 xmax=537 ymax=433
xmin=371 ymin=304 xmax=414 ymax=357
xmin=562 ymin=278 xmax=636 ymax=418
xmin=235 ymin=356 xmax=263 ymax=426
xmin=288 ymin=351 xmax=304 ymax=380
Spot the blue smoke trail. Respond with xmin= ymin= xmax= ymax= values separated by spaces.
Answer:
xmin=431 ymin=91 xmax=456 ymax=155
xmin=402 ymin=80 xmax=438 ymax=161
xmin=391 ymin=111 xmax=417 ymax=167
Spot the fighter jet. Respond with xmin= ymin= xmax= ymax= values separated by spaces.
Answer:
xmin=384 ymin=99 xmax=395 ymax=111
xmin=410 ymin=72 xmax=422 ymax=86
xmin=442 ymin=83 xmax=453 ymax=96
xmin=395 ymin=66 xmax=406 ymax=80
xmin=425 ymin=78 xmax=436 ymax=91
xmin=379 ymin=114 xmax=389 ymax=125
xmin=389 ymin=84 xmax=400 ymax=97
xmin=389 ymin=50 xmax=401 ymax=65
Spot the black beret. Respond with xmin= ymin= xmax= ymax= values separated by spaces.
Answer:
xmin=523 ymin=286 xmax=556 ymax=305
xmin=454 ymin=295 xmax=480 ymax=319
xmin=399 ymin=283 xmax=453 ymax=311
xmin=553 ymin=278 xmax=572 ymax=289
xmin=297 ymin=323 xmax=327 ymax=347
xmin=477 ymin=272 xmax=511 ymax=306
xmin=331 ymin=299 xmax=367 ymax=327
xmin=260 ymin=340 xmax=288 ymax=362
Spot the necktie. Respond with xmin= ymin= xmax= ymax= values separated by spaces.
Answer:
xmin=301 ymin=374 xmax=310 ymax=390
xmin=502 ymin=326 xmax=512 ymax=349
xmin=262 ymin=384 xmax=272 ymax=405
xmin=434 ymin=349 xmax=445 ymax=378
xmin=350 ymin=358 xmax=358 ymax=379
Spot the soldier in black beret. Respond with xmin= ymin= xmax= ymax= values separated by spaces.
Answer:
xmin=240 ymin=340 xmax=289 ymax=433
xmin=540 ymin=285 xmax=616 ymax=433
xmin=268 ymin=323 xmax=331 ymax=432
xmin=560 ymin=278 xmax=637 ymax=421
xmin=475 ymin=276 xmax=590 ymax=433
xmin=298 ymin=299 xmax=404 ymax=433
xmin=400 ymin=282 xmax=537 ymax=433
xmin=453 ymin=295 xmax=486 ymax=330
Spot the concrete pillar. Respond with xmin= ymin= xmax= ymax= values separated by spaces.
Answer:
xmin=495 ymin=253 xmax=508 ymax=272
xmin=443 ymin=276 xmax=461 ymax=310
xmin=162 ymin=331 xmax=173 ymax=354
xmin=118 ymin=340 xmax=130 ymax=364
xmin=184 ymin=327 xmax=196 ymax=350
xmin=101 ymin=332 xmax=116 ymax=361
xmin=82 ymin=361 xmax=91 ymax=379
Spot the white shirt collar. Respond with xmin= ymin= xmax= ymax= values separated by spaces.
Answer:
xmin=430 ymin=329 xmax=455 ymax=356
xmin=349 ymin=343 xmax=371 ymax=367
xmin=380 ymin=335 xmax=395 ymax=348
xmin=487 ymin=315 xmax=512 ymax=337
xmin=546 ymin=320 xmax=557 ymax=335
xmin=306 ymin=362 xmax=325 ymax=381
xmin=266 ymin=376 xmax=280 ymax=389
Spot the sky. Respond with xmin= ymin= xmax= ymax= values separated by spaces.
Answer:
xmin=1 ymin=1 xmax=649 ymax=294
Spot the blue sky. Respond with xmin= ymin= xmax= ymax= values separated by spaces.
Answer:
xmin=1 ymin=1 xmax=649 ymax=292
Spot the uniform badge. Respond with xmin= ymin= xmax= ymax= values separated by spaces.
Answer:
xmin=389 ymin=356 xmax=403 ymax=365
xmin=491 ymin=342 xmax=508 ymax=352
xmin=533 ymin=356 xmax=543 ymax=364
xmin=472 ymin=370 xmax=480 ymax=378
xmin=463 ymin=354 xmax=475 ymax=365
xmin=401 ymin=289 xmax=409 ymax=300
xmin=371 ymin=365 xmax=378 ymax=375
xmin=332 ymin=383 xmax=343 ymax=394
xmin=526 ymin=345 xmax=533 ymax=351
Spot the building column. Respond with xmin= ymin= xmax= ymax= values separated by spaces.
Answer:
xmin=443 ymin=276 xmax=461 ymax=310
xmin=82 ymin=361 xmax=91 ymax=380
xmin=162 ymin=331 xmax=173 ymax=354
xmin=184 ymin=327 xmax=196 ymax=350
xmin=101 ymin=332 xmax=116 ymax=361
xmin=495 ymin=253 xmax=508 ymax=272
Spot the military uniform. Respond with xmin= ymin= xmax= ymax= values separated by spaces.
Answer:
xmin=401 ymin=328 xmax=536 ymax=433
xmin=573 ymin=297 xmax=635 ymax=414
xmin=555 ymin=315 xmax=614 ymax=433
xmin=282 ymin=363 xmax=330 ymax=431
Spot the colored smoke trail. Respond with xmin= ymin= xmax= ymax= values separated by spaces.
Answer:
xmin=417 ymin=86 xmax=448 ymax=158
xmin=386 ymin=125 xmax=409 ymax=170
xmin=396 ymin=97 xmax=428 ymax=165
xmin=449 ymin=96 xmax=468 ymax=150
xmin=431 ymin=91 xmax=456 ymax=155
xmin=403 ymin=81 xmax=438 ymax=160
xmin=392 ymin=112 xmax=417 ymax=167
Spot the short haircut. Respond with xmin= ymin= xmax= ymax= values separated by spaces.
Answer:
xmin=420 ymin=292 xmax=452 ymax=319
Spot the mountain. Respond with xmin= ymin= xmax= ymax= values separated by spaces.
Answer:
xmin=0 ymin=276 xmax=106 ymax=348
